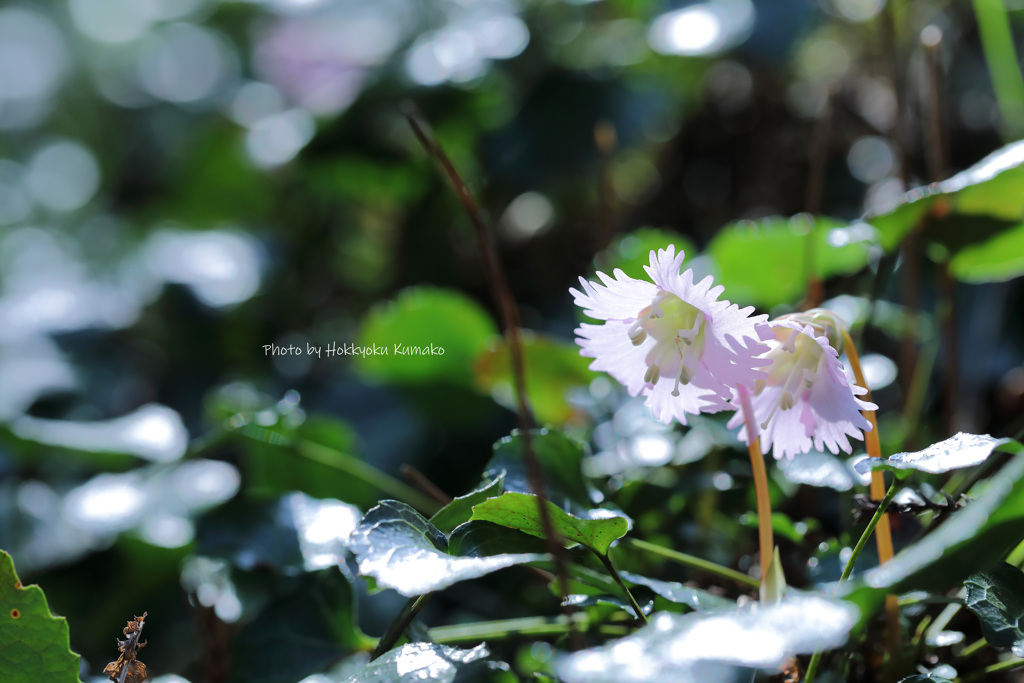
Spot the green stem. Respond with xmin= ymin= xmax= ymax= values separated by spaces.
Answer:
xmin=806 ymin=478 xmax=902 ymax=683
xmin=429 ymin=615 xmax=592 ymax=643
xmin=959 ymin=638 xmax=987 ymax=660
xmin=626 ymin=538 xmax=760 ymax=589
xmin=973 ymin=0 xmax=1024 ymax=139
xmin=372 ymin=593 xmax=433 ymax=660
xmin=840 ymin=479 xmax=901 ymax=582
xmin=595 ymin=551 xmax=648 ymax=624
xmin=298 ymin=441 xmax=441 ymax=514
xmin=960 ymin=657 xmax=1024 ymax=682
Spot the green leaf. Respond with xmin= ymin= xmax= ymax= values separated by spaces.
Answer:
xmin=349 ymin=501 xmax=547 ymax=597
xmin=950 ymin=220 xmax=1024 ymax=282
xmin=597 ymin=228 xmax=698 ymax=281
xmin=431 ymin=473 xmax=505 ymax=534
xmin=343 ymin=643 xmax=497 ymax=682
xmin=356 ymin=287 xmax=497 ymax=386
xmin=448 ymin=521 xmax=549 ymax=557
xmin=486 ymin=429 xmax=593 ymax=512
xmin=965 ymin=563 xmax=1024 ymax=652
xmin=854 ymin=433 xmax=1021 ymax=477
xmin=471 ymin=492 xmax=628 ymax=555
xmin=0 ymin=550 xmax=82 ymax=682
xmin=843 ymin=452 xmax=1024 ymax=619
xmin=555 ymin=594 xmax=858 ymax=682
xmin=473 ymin=332 xmax=595 ymax=425
xmin=231 ymin=567 xmax=372 ymax=683
xmin=708 ymin=215 xmax=873 ymax=308
xmin=618 ymin=571 xmax=733 ymax=612
xmin=867 ymin=140 xmax=1024 ymax=253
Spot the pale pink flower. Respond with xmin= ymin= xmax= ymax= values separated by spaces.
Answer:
xmin=727 ymin=309 xmax=877 ymax=460
xmin=571 ymin=246 xmax=771 ymax=425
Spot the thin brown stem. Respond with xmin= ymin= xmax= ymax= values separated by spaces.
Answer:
xmin=594 ymin=120 xmax=617 ymax=253
xmin=403 ymin=104 xmax=580 ymax=648
xmin=737 ymin=384 xmax=774 ymax=582
xmin=400 ymin=464 xmax=453 ymax=506
xmin=842 ymin=329 xmax=901 ymax=658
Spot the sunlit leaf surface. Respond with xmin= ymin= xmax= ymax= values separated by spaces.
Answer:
xmin=620 ymin=571 xmax=733 ymax=611
xmin=854 ymin=433 xmax=1019 ymax=476
xmin=471 ymin=492 xmax=628 ymax=555
xmin=0 ymin=550 xmax=82 ymax=682
xmin=349 ymin=500 xmax=547 ymax=597
xmin=556 ymin=594 xmax=858 ymax=682
xmin=343 ymin=643 xmax=496 ymax=683
xmin=778 ymin=451 xmax=859 ymax=490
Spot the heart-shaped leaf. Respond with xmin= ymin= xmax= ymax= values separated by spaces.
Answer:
xmin=431 ymin=473 xmax=505 ymax=534
xmin=964 ymin=563 xmax=1024 ymax=653
xmin=348 ymin=500 xmax=547 ymax=597
xmin=854 ymin=433 xmax=1020 ymax=477
xmin=0 ymin=550 xmax=82 ymax=682
xmin=343 ymin=643 xmax=496 ymax=682
xmin=471 ymin=492 xmax=629 ymax=555
xmin=555 ymin=593 xmax=858 ymax=682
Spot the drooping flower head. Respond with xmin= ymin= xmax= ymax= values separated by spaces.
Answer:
xmin=571 ymin=246 xmax=771 ymax=425
xmin=727 ymin=308 xmax=877 ymax=460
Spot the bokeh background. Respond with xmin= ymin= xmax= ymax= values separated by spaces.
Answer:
xmin=2 ymin=0 xmax=1024 ymax=680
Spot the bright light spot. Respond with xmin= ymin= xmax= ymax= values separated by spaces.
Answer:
xmin=865 ymin=176 xmax=906 ymax=215
xmin=65 ymin=475 xmax=146 ymax=533
xmin=500 ymin=192 xmax=555 ymax=241
xmin=833 ymin=0 xmax=884 ymax=22
xmin=712 ymin=471 xmax=734 ymax=490
xmin=139 ymin=24 xmax=234 ymax=103
xmin=288 ymin=493 xmax=361 ymax=571
xmin=860 ymin=353 xmax=897 ymax=391
xmin=631 ymin=434 xmax=674 ymax=466
xmin=471 ymin=15 xmax=530 ymax=60
xmin=649 ymin=6 xmax=723 ymax=56
xmin=229 ymin=81 xmax=285 ymax=128
xmin=0 ymin=161 xmax=32 ymax=225
xmin=0 ymin=8 xmax=68 ymax=106
xmin=245 ymin=109 xmax=315 ymax=168
xmin=13 ymin=404 xmax=189 ymax=462
xmin=68 ymin=0 xmax=160 ymax=44
xmin=144 ymin=228 xmax=262 ymax=307
xmin=26 ymin=140 xmax=100 ymax=212
xmin=407 ymin=27 xmax=487 ymax=86
xmin=138 ymin=514 xmax=194 ymax=548
xmin=173 ymin=460 xmax=241 ymax=509
xmin=847 ymin=136 xmax=895 ymax=183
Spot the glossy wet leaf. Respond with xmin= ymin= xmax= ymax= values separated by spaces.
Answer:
xmin=619 ymin=571 xmax=733 ymax=612
xmin=343 ymin=642 xmax=496 ymax=682
xmin=471 ymin=492 xmax=628 ymax=555
xmin=349 ymin=500 xmax=547 ymax=597
xmin=473 ymin=332 xmax=595 ymax=425
xmin=356 ymin=287 xmax=497 ymax=386
xmin=232 ymin=567 xmax=371 ymax=683
xmin=555 ymin=593 xmax=858 ymax=682
xmin=448 ymin=521 xmax=549 ymax=557
xmin=0 ymin=550 xmax=82 ymax=682
xmin=779 ymin=451 xmax=859 ymax=490
xmin=844 ymin=453 xmax=1024 ymax=618
xmin=867 ymin=140 xmax=1024 ymax=252
xmin=708 ymin=215 xmax=874 ymax=308
xmin=430 ymin=473 xmax=505 ymax=534
xmin=854 ymin=433 xmax=1020 ymax=477
xmin=964 ymin=563 xmax=1024 ymax=652
xmin=486 ymin=429 xmax=593 ymax=512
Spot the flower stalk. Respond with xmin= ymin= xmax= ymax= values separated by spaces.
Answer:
xmin=738 ymin=383 xmax=775 ymax=585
